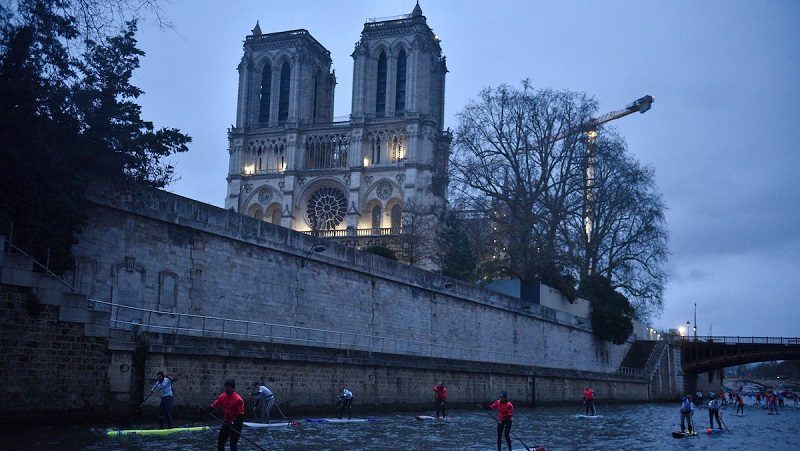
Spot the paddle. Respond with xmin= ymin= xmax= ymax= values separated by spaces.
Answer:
xmin=198 ymin=405 xmax=268 ymax=451
xmin=481 ymin=407 xmax=534 ymax=451
xmin=718 ymin=412 xmax=731 ymax=433
xmin=275 ymin=403 xmax=290 ymax=422
xmin=138 ymin=388 xmax=155 ymax=410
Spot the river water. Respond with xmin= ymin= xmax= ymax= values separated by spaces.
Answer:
xmin=7 ymin=402 xmax=800 ymax=450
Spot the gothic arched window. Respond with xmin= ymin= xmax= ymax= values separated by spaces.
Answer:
xmin=395 ymin=49 xmax=407 ymax=114
xmin=376 ymin=51 xmax=387 ymax=116
xmin=259 ymin=63 xmax=272 ymax=123
xmin=371 ymin=135 xmax=381 ymax=165
xmin=391 ymin=204 xmax=402 ymax=230
xmin=371 ymin=205 xmax=382 ymax=229
xmin=278 ymin=61 xmax=291 ymax=122
xmin=249 ymin=206 xmax=264 ymax=221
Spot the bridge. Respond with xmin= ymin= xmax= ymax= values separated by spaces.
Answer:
xmin=680 ymin=336 xmax=800 ymax=374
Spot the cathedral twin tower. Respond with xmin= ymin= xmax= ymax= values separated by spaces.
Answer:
xmin=225 ymin=3 xmax=449 ymax=255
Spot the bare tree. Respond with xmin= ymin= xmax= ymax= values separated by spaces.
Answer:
xmin=396 ymin=198 xmax=440 ymax=269
xmin=451 ymin=82 xmax=667 ymax=319
xmin=450 ymin=83 xmax=594 ymax=285
xmin=566 ymin=132 xmax=668 ymax=319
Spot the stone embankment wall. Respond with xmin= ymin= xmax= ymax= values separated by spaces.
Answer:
xmin=70 ymin=187 xmax=630 ymax=373
xmin=0 ymin=285 xmax=110 ymax=421
xmin=0 ymin=187 xmax=676 ymax=421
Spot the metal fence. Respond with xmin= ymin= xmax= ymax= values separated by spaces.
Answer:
xmin=95 ymin=298 xmax=644 ymax=378
xmin=678 ymin=336 xmax=800 ymax=345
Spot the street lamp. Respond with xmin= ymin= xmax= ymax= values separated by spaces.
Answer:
xmin=300 ymin=243 xmax=326 ymax=268
xmin=432 ymin=281 xmax=454 ymax=300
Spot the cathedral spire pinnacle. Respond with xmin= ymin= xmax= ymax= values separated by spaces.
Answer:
xmin=412 ymin=1 xmax=423 ymax=17
xmin=252 ymin=20 xmax=262 ymax=36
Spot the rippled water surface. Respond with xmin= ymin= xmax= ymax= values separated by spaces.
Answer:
xmin=7 ymin=402 xmax=800 ymax=450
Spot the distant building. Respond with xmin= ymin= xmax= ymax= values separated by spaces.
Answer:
xmin=225 ymin=2 xmax=450 ymax=262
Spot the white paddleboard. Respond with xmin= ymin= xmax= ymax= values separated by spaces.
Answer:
xmin=415 ymin=415 xmax=457 ymax=421
xmin=243 ymin=421 xmax=300 ymax=428
xmin=576 ymin=414 xmax=601 ymax=418
xmin=305 ymin=417 xmax=376 ymax=423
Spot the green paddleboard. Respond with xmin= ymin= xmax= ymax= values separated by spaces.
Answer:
xmin=106 ymin=426 xmax=210 ymax=437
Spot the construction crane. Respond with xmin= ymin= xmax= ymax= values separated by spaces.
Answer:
xmin=554 ymin=95 xmax=655 ymax=273
xmin=551 ymin=95 xmax=654 ymax=143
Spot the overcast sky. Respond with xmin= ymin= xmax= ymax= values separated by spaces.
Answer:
xmin=131 ymin=0 xmax=799 ymax=337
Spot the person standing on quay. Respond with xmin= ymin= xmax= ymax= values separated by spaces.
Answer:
xmin=337 ymin=384 xmax=353 ymax=420
xmin=207 ymin=379 xmax=245 ymax=451
xmin=583 ymin=386 xmax=596 ymax=416
xmin=148 ymin=371 xmax=176 ymax=429
xmin=483 ymin=390 xmax=514 ymax=451
xmin=433 ymin=381 xmax=447 ymax=419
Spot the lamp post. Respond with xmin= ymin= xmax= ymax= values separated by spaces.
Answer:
xmin=432 ymin=281 xmax=455 ymax=300
xmin=300 ymin=243 xmax=327 ymax=268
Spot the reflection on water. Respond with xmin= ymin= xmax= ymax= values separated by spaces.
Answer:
xmin=7 ymin=403 xmax=800 ymax=450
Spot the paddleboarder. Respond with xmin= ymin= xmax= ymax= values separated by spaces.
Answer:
xmin=251 ymin=382 xmax=275 ymax=423
xmin=485 ymin=390 xmax=514 ymax=451
xmin=735 ymin=392 xmax=744 ymax=416
xmin=582 ymin=386 xmax=596 ymax=416
xmin=708 ymin=395 xmax=722 ymax=430
xmin=337 ymin=384 xmax=353 ymax=420
xmin=207 ymin=379 xmax=245 ymax=451
xmin=433 ymin=381 xmax=447 ymax=419
xmin=679 ymin=394 xmax=694 ymax=434
xmin=148 ymin=371 xmax=176 ymax=429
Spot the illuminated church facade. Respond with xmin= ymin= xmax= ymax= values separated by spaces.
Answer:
xmin=225 ymin=3 xmax=450 ymax=252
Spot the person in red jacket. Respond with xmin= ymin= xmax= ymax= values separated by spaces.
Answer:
xmin=486 ymin=390 xmax=514 ymax=451
xmin=735 ymin=392 xmax=744 ymax=416
xmin=433 ymin=382 xmax=447 ymax=419
xmin=207 ymin=379 xmax=245 ymax=451
xmin=583 ymin=386 xmax=596 ymax=416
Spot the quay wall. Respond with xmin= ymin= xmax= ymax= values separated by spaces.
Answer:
xmin=0 ymin=187 xmax=673 ymax=421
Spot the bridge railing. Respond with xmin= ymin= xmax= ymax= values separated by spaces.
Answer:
xmin=679 ymin=336 xmax=800 ymax=345
xmin=90 ymin=298 xmax=645 ymax=378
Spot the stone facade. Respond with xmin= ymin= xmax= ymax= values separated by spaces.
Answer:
xmin=225 ymin=4 xmax=450 ymax=260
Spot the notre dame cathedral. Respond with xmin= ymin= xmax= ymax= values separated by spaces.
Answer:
xmin=225 ymin=2 xmax=450 ymax=265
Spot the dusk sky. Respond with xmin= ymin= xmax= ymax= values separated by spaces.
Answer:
xmin=131 ymin=1 xmax=799 ymax=337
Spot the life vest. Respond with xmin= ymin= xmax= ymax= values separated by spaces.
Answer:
xmin=680 ymin=397 xmax=693 ymax=413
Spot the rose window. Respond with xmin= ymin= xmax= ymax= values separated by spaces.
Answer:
xmin=376 ymin=182 xmax=392 ymax=200
xmin=306 ymin=186 xmax=348 ymax=230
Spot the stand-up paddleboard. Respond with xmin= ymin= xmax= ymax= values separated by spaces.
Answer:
xmin=671 ymin=431 xmax=698 ymax=438
xmin=489 ymin=447 xmax=545 ymax=451
xmin=244 ymin=421 xmax=301 ymax=428
xmin=576 ymin=414 xmax=601 ymax=419
xmin=415 ymin=415 xmax=457 ymax=421
xmin=705 ymin=428 xmax=725 ymax=434
xmin=305 ymin=417 xmax=376 ymax=423
xmin=106 ymin=426 xmax=210 ymax=437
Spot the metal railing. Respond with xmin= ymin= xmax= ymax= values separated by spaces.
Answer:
xmin=95 ymin=298 xmax=642 ymax=377
xmin=302 ymin=227 xmax=403 ymax=238
xmin=678 ymin=336 xmax=800 ymax=345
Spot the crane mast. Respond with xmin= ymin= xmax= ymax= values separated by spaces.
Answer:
xmin=555 ymin=95 xmax=654 ymax=274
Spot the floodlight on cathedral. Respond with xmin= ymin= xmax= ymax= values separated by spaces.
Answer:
xmin=224 ymin=3 xmax=451 ymax=271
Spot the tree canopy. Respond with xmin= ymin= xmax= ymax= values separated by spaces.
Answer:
xmin=450 ymin=82 xmax=667 ymax=320
xmin=0 ymin=0 xmax=189 ymax=272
